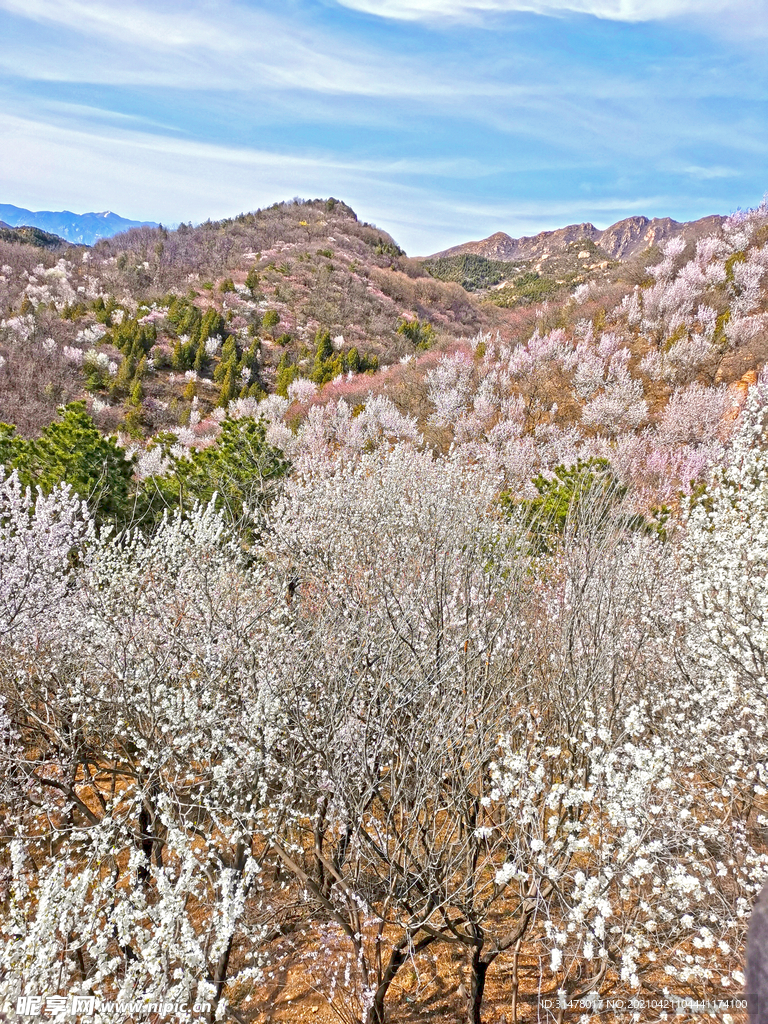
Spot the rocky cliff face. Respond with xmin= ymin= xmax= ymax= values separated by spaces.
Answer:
xmin=431 ymin=213 xmax=725 ymax=262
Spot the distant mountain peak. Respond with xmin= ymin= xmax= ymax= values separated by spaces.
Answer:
xmin=0 ymin=203 xmax=157 ymax=245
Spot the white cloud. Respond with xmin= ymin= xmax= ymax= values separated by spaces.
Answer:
xmin=682 ymin=164 xmax=741 ymax=180
xmin=0 ymin=107 xmax=493 ymax=180
xmin=332 ymin=0 xmax=750 ymax=22
xmin=0 ymin=109 xmax=501 ymax=250
xmin=0 ymin=0 xmax=451 ymax=97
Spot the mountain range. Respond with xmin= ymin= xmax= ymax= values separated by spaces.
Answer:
xmin=0 ymin=204 xmax=158 ymax=245
xmin=430 ymin=214 xmax=725 ymax=263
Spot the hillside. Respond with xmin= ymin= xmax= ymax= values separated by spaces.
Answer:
xmin=0 ymin=223 xmax=69 ymax=250
xmin=0 ymin=197 xmax=489 ymax=436
xmin=3 ymin=196 xmax=768 ymax=1024
xmin=1 ymin=196 xmax=767 ymax=507
xmin=423 ymin=216 xmax=725 ymax=313
xmin=423 ymin=235 xmax=619 ymax=306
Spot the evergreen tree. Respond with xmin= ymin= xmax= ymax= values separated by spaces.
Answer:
xmin=214 ymin=336 xmax=238 ymax=383
xmin=171 ymin=339 xmax=185 ymax=371
xmin=245 ymin=268 xmax=260 ymax=295
xmin=275 ymin=353 xmax=299 ymax=397
xmin=397 ymin=316 xmax=434 ymax=350
xmin=139 ymin=417 xmax=289 ymax=527
xmin=193 ymin=338 xmax=207 ymax=374
xmin=262 ymin=309 xmax=280 ymax=338
xmin=0 ymin=403 xmax=135 ymax=527
xmin=110 ymin=355 xmax=136 ymax=398
xmin=217 ymin=363 xmax=238 ymax=407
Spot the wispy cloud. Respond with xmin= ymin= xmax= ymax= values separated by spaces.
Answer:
xmin=0 ymin=108 xmax=512 ymax=248
xmin=681 ymin=164 xmax=741 ymax=180
xmin=332 ymin=0 xmax=751 ymax=23
xmin=0 ymin=105 xmax=500 ymax=180
xmin=0 ymin=0 xmax=461 ymax=98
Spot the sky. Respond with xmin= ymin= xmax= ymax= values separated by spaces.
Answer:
xmin=0 ymin=0 xmax=766 ymax=254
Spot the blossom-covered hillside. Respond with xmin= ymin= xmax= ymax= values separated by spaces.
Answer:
xmin=0 ymin=198 xmax=487 ymax=436
xmin=2 ymin=197 xmax=768 ymax=1024
xmin=3 ymin=195 xmax=767 ymax=510
xmin=155 ymin=199 xmax=766 ymax=510
xmin=3 ymin=378 xmax=768 ymax=1023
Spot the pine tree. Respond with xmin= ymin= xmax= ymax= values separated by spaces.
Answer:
xmin=111 ymin=355 xmax=136 ymax=397
xmin=275 ymin=353 xmax=298 ymax=397
xmin=217 ymin=363 xmax=238 ymax=407
xmin=214 ymin=336 xmax=238 ymax=384
xmin=194 ymin=338 xmax=207 ymax=374
xmin=262 ymin=309 xmax=280 ymax=339
xmin=0 ymin=403 xmax=135 ymax=526
xmin=245 ymin=267 xmax=260 ymax=295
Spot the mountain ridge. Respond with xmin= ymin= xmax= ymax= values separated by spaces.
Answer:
xmin=0 ymin=204 xmax=158 ymax=245
xmin=429 ymin=213 xmax=725 ymax=262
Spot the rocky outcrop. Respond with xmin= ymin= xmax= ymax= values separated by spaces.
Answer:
xmin=723 ymin=369 xmax=759 ymax=423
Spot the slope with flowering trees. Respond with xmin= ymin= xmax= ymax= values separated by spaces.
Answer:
xmin=133 ymin=200 xmax=767 ymax=514
xmin=3 ymin=385 xmax=768 ymax=1019
xmin=2 ymin=200 xmax=768 ymax=1023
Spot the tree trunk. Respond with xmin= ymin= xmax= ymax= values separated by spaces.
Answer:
xmin=314 ymin=796 xmax=329 ymax=897
xmin=467 ymin=952 xmax=489 ymax=1024
xmin=138 ymin=802 xmax=153 ymax=883
xmin=369 ymin=945 xmax=408 ymax=1024
xmin=368 ymin=933 xmax=437 ymax=1024
xmin=137 ymin=780 xmax=162 ymax=882
xmin=207 ymin=845 xmax=248 ymax=1024
xmin=511 ymin=939 xmax=522 ymax=1024
xmin=463 ymin=925 xmax=490 ymax=1024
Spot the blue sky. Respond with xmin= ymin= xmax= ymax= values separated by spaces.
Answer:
xmin=0 ymin=0 xmax=766 ymax=253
